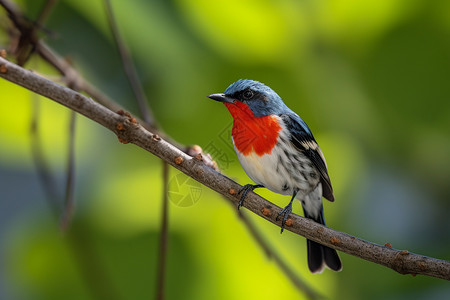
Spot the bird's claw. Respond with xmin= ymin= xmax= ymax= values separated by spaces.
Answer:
xmin=276 ymin=203 xmax=293 ymax=234
xmin=237 ymin=184 xmax=263 ymax=210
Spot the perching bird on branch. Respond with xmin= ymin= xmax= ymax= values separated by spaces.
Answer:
xmin=208 ymin=79 xmax=342 ymax=273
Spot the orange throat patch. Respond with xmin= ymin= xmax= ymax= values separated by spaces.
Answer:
xmin=224 ymin=102 xmax=282 ymax=156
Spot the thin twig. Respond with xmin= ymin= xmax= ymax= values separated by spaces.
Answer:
xmin=1 ymin=57 xmax=449 ymax=280
xmin=103 ymin=0 xmax=154 ymax=125
xmin=0 ymin=0 xmax=27 ymax=36
xmin=35 ymin=0 xmax=58 ymax=27
xmin=1 ymin=0 xmax=58 ymax=65
xmin=104 ymin=4 xmax=170 ymax=298
xmin=66 ymin=224 xmax=122 ymax=300
xmin=0 ymin=0 xmax=166 ymax=141
xmin=35 ymin=42 xmax=184 ymax=149
xmin=36 ymin=42 xmax=124 ymax=111
xmin=60 ymin=111 xmax=76 ymax=231
xmin=156 ymin=162 xmax=170 ymax=300
xmin=238 ymin=210 xmax=322 ymax=300
xmin=30 ymin=92 xmax=61 ymax=215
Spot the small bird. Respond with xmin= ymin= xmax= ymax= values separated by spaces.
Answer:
xmin=208 ymin=79 xmax=342 ymax=273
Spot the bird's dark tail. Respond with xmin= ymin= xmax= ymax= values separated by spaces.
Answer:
xmin=303 ymin=207 xmax=342 ymax=273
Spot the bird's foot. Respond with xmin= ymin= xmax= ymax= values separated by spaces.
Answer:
xmin=237 ymin=184 xmax=264 ymax=210
xmin=276 ymin=202 xmax=293 ymax=234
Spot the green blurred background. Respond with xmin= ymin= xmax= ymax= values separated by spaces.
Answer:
xmin=1 ymin=0 xmax=450 ymax=299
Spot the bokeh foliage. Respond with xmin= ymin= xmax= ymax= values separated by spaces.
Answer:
xmin=1 ymin=0 xmax=450 ymax=299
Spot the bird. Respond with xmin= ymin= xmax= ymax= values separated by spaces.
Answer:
xmin=207 ymin=79 xmax=342 ymax=273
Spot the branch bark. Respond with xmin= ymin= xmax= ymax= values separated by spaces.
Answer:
xmin=1 ymin=56 xmax=449 ymax=281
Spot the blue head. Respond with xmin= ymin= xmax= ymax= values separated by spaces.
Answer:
xmin=208 ymin=79 xmax=292 ymax=117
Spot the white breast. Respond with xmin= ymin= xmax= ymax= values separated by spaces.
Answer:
xmin=234 ymin=145 xmax=289 ymax=195
xmin=232 ymin=122 xmax=321 ymax=200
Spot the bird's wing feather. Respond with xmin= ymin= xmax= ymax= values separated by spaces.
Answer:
xmin=280 ymin=114 xmax=335 ymax=202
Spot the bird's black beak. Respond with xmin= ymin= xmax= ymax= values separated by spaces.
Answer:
xmin=207 ymin=93 xmax=234 ymax=103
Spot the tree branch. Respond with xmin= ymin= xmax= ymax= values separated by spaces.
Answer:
xmin=1 ymin=0 xmax=190 ymax=151
xmin=1 ymin=56 xmax=449 ymax=281
xmin=1 ymin=2 xmax=319 ymax=297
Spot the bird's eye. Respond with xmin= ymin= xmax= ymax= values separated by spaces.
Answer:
xmin=242 ymin=90 xmax=254 ymax=100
